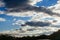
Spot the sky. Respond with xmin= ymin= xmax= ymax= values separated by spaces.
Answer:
xmin=0 ymin=0 xmax=59 ymax=32
xmin=36 ymin=0 xmax=57 ymax=7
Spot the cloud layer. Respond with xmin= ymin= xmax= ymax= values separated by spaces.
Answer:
xmin=0 ymin=26 xmax=60 ymax=37
xmin=0 ymin=0 xmax=60 ymax=37
xmin=1 ymin=0 xmax=59 ymax=17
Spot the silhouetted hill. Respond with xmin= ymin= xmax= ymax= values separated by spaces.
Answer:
xmin=0 ymin=34 xmax=49 ymax=40
xmin=49 ymin=30 xmax=60 ymax=40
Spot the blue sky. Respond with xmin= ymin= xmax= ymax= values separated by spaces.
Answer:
xmin=0 ymin=0 xmax=58 ymax=31
xmin=0 ymin=14 xmax=32 ymax=31
xmin=36 ymin=0 xmax=57 ymax=7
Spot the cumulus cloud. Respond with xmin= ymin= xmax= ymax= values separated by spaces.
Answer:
xmin=0 ymin=18 xmax=6 ymax=21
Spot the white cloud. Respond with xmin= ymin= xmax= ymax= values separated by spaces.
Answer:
xmin=6 ymin=11 xmax=36 ymax=17
xmin=0 ymin=18 xmax=6 ymax=22
xmin=30 ymin=12 xmax=52 ymax=21
xmin=12 ymin=20 xmax=26 ymax=26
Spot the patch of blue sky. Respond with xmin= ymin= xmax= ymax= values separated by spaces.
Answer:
xmin=0 ymin=21 xmax=20 ymax=32
xmin=0 ymin=7 xmax=6 ymax=11
xmin=35 ymin=0 xmax=58 ymax=7
xmin=0 ymin=14 xmax=32 ymax=31
xmin=0 ymin=14 xmax=32 ymax=21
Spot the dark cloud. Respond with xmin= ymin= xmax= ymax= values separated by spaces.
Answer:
xmin=21 ymin=21 xmax=51 ymax=27
xmin=3 ymin=0 xmax=29 ymax=8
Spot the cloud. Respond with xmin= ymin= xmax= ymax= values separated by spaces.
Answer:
xmin=5 ymin=6 xmax=60 ymax=18
xmin=1 ymin=0 xmax=60 ymax=37
xmin=0 ymin=26 xmax=60 ymax=37
xmin=48 ymin=0 xmax=60 ymax=13
xmin=3 ymin=0 xmax=42 ymax=8
xmin=0 ymin=18 xmax=6 ymax=22
xmin=2 ymin=0 xmax=59 ymax=17
xmin=6 ymin=11 xmax=36 ymax=17
xmin=21 ymin=21 xmax=51 ymax=27
xmin=0 ymin=0 xmax=58 ymax=21
xmin=12 ymin=20 xmax=26 ymax=26
xmin=3 ymin=0 xmax=30 ymax=8
xmin=30 ymin=0 xmax=42 ymax=6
